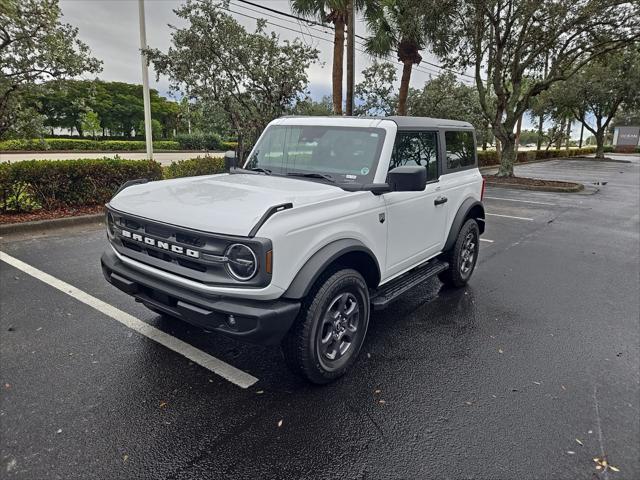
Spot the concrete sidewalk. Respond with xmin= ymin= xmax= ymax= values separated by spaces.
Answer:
xmin=0 ymin=150 xmax=224 ymax=166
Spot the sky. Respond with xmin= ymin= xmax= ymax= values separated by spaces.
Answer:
xmin=59 ymin=0 xmax=549 ymax=132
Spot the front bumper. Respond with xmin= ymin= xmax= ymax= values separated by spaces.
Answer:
xmin=101 ymin=249 xmax=300 ymax=345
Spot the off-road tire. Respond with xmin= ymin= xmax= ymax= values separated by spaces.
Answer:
xmin=281 ymin=268 xmax=370 ymax=384
xmin=438 ymin=219 xmax=480 ymax=288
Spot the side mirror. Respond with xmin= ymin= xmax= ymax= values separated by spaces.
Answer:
xmin=224 ymin=150 xmax=238 ymax=170
xmin=387 ymin=166 xmax=427 ymax=192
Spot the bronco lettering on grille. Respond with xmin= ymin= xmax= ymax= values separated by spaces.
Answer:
xmin=121 ymin=229 xmax=200 ymax=258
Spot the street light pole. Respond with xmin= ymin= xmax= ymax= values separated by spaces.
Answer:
xmin=138 ymin=0 xmax=153 ymax=160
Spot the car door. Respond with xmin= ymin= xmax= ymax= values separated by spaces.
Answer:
xmin=383 ymin=130 xmax=449 ymax=278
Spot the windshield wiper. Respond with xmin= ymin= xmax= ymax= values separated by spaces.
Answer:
xmin=249 ymin=167 xmax=271 ymax=175
xmin=286 ymin=172 xmax=335 ymax=183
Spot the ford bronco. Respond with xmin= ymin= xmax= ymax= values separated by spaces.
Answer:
xmin=101 ymin=116 xmax=486 ymax=383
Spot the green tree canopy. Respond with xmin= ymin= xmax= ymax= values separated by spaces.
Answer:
xmin=407 ymin=73 xmax=491 ymax=145
xmin=424 ymin=0 xmax=640 ymax=176
xmin=364 ymin=0 xmax=425 ymax=116
xmin=0 ymin=0 xmax=102 ymax=138
xmin=145 ymin=0 xmax=319 ymax=157
xmin=354 ymin=61 xmax=398 ymax=116
xmin=547 ymin=47 xmax=640 ymax=157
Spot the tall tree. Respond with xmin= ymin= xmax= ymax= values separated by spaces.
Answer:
xmin=0 ymin=0 xmax=101 ymax=138
xmin=407 ymin=73 xmax=492 ymax=145
xmin=550 ymin=47 xmax=640 ymax=158
xmin=290 ymin=0 xmax=350 ymax=115
xmin=354 ymin=60 xmax=397 ymax=116
xmin=146 ymin=0 xmax=319 ymax=158
xmin=365 ymin=0 xmax=425 ymax=116
xmin=425 ymin=0 xmax=640 ymax=176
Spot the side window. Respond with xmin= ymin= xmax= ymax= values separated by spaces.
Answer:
xmin=445 ymin=130 xmax=476 ymax=170
xmin=390 ymin=131 xmax=438 ymax=181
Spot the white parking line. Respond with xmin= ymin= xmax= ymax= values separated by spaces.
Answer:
xmin=0 ymin=251 xmax=258 ymax=389
xmin=486 ymin=213 xmax=534 ymax=221
xmin=484 ymin=196 xmax=557 ymax=206
xmin=480 ymin=238 xmax=494 ymax=243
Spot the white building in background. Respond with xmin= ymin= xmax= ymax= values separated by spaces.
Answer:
xmin=613 ymin=126 xmax=640 ymax=152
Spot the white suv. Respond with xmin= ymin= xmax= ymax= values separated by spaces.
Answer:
xmin=101 ymin=116 xmax=486 ymax=383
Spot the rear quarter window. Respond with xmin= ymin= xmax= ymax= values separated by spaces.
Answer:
xmin=445 ymin=130 xmax=476 ymax=170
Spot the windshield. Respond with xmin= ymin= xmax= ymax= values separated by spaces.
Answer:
xmin=244 ymin=125 xmax=386 ymax=184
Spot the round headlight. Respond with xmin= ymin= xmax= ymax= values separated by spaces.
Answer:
xmin=225 ymin=243 xmax=258 ymax=281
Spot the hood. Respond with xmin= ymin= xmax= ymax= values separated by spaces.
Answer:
xmin=109 ymin=173 xmax=350 ymax=236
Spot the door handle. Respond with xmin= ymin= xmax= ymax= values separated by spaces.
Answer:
xmin=434 ymin=196 xmax=448 ymax=206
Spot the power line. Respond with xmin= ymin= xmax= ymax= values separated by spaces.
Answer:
xmin=233 ymin=0 xmax=480 ymax=82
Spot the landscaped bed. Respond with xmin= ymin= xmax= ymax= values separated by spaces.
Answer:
xmin=0 ymin=156 xmax=226 ymax=225
xmin=0 ymin=205 xmax=104 ymax=225
xmin=483 ymin=175 xmax=584 ymax=192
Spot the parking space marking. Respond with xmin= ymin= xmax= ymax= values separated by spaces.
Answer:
xmin=486 ymin=213 xmax=534 ymax=221
xmin=480 ymin=238 xmax=494 ymax=243
xmin=0 ymin=251 xmax=258 ymax=389
xmin=484 ymin=196 xmax=557 ymax=206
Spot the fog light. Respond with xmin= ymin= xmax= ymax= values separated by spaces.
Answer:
xmin=227 ymin=314 xmax=237 ymax=327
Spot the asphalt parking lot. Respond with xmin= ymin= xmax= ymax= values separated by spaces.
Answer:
xmin=1 ymin=156 xmax=639 ymax=479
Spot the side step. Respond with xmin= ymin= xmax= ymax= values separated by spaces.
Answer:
xmin=370 ymin=258 xmax=449 ymax=310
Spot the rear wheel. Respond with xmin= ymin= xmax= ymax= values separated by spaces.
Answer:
xmin=281 ymin=268 xmax=370 ymax=384
xmin=439 ymin=219 xmax=480 ymax=288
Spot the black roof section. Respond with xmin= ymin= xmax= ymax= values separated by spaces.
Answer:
xmin=280 ymin=115 xmax=474 ymax=129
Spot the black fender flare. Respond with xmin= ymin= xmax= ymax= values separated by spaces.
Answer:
xmin=282 ymin=239 xmax=381 ymax=300
xmin=443 ymin=198 xmax=485 ymax=252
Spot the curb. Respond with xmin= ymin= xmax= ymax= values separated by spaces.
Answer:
xmin=484 ymin=181 xmax=584 ymax=193
xmin=0 ymin=213 xmax=104 ymax=235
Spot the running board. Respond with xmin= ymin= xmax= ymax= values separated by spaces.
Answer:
xmin=371 ymin=259 xmax=449 ymax=310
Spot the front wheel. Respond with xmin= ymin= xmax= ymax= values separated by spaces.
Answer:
xmin=438 ymin=219 xmax=480 ymax=288
xmin=281 ymin=268 xmax=370 ymax=384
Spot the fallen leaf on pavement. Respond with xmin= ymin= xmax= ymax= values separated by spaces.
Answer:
xmin=159 ymin=401 xmax=168 ymax=408
xmin=374 ymin=389 xmax=381 ymax=394
xmin=498 ymin=348 xmax=504 ymax=354
xmin=277 ymin=419 xmax=283 ymax=427
xmin=575 ymin=438 xmax=583 ymax=446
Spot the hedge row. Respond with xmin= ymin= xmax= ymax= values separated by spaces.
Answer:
xmin=0 ymin=138 xmax=180 ymax=152
xmin=0 ymin=158 xmax=163 ymax=212
xmin=0 ymin=156 xmax=230 ymax=213
xmin=163 ymin=156 xmax=226 ymax=179
xmin=0 ymin=137 xmax=238 ymax=152
xmin=476 ymin=147 xmax=598 ymax=167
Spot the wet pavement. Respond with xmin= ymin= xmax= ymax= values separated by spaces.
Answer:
xmin=1 ymin=156 xmax=639 ymax=479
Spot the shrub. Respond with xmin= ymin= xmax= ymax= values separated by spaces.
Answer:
xmin=220 ymin=141 xmax=238 ymax=150
xmin=163 ymin=156 xmax=226 ymax=179
xmin=0 ymin=158 xmax=162 ymax=213
xmin=174 ymin=132 xmax=223 ymax=150
xmin=0 ymin=138 xmax=180 ymax=151
xmin=476 ymin=146 xmax=598 ymax=167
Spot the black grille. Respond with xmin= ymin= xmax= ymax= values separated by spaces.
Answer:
xmin=107 ymin=206 xmax=272 ymax=287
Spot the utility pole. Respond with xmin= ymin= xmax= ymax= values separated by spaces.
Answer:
xmin=138 ymin=0 xmax=153 ymax=160
xmin=345 ymin=1 xmax=355 ymax=116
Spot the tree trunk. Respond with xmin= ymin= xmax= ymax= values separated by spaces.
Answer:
xmin=514 ymin=113 xmax=523 ymax=155
xmin=595 ymin=130 xmax=605 ymax=159
xmin=397 ymin=61 xmax=412 ymax=116
xmin=496 ymin=130 xmax=516 ymax=177
xmin=332 ymin=18 xmax=345 ymax=115
xmin=537 ymin=114 xmax=544 ymax=150
xmin=345 ymin=3 xmax=354 ymax=116
xmin=579 ymin=123 xmax=584 ymax=148
xmin=555 ymin=119 xmax=565 ymax=150
xmin=565 ymin=121 xmax=571 ymax=152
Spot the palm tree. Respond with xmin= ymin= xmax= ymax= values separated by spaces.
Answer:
xmin=290 ymin=0 xmax=350 ymax=115
xmin=365 ymin=0 xmax=424 ymax=116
